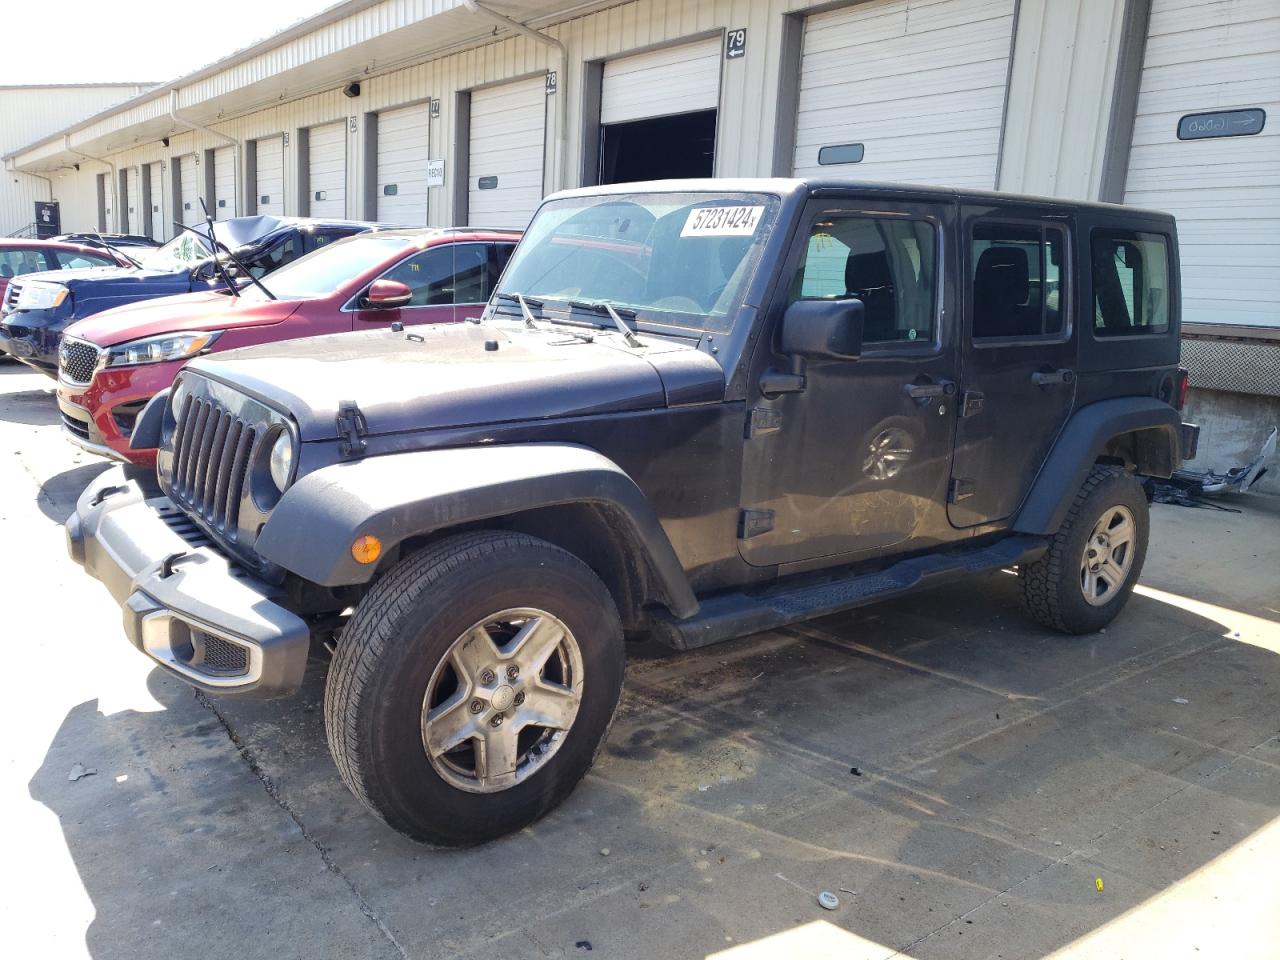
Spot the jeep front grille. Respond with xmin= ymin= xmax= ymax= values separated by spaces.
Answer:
xmin=59 ymin=339 xmax=102 ymax=384
xmin=169 ymin=395 xmax=257 ymax=534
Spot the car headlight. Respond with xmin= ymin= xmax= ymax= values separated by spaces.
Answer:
xmin=104 ymin=331 xmax=221 ymax=368
xmin=170 ymin=378 xmax=189 ymax=416
xmin=16 ymin=281 xmax=70 ymax=311
xmin=268 ymin=431 xmax=295 ymax=491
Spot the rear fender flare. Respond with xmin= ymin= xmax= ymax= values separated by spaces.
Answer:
xmin=1014 ymin=397 xmax=1181 ymax=536
xmin=255 ymin=442 xmax=699 ymax=618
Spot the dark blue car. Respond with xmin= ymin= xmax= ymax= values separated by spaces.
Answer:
xmin=0 ymin=216 xmax=374 ymax=377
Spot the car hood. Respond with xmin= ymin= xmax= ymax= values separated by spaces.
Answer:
xmin=23 ymin=265 xmax=189 ymax=290
xmin=186 ymin=321 xmax=724 ymax=441
xmin=65 ymin=291 xmax=303 ymax=346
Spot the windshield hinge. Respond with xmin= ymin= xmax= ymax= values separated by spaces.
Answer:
xmin=336 ymin=400 xmax=369 ymax=458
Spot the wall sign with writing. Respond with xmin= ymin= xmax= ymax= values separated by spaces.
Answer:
xmin=477 ymin=176 xmax=498 ymax=190
xmin=726 ymin=28 xmax=746 ymax=59
xmin=1177 ymin=108 xmax=1265 ymax=140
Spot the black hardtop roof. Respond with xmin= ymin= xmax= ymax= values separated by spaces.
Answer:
xmin=545 ymin=178 xmax=1174 ymax=222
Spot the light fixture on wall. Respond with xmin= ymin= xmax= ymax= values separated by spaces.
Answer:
xmin=162 ymin=137 xmax=170 ymax=147
xmin=342 ymin=81 xmax=361 ymax=98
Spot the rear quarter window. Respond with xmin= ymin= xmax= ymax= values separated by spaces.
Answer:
xmin=1091 ymin=229 xmax=1171 ymax=337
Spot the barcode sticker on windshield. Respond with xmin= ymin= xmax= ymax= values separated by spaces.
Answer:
xmin=681 ymin=205 xmax=765 ymax=237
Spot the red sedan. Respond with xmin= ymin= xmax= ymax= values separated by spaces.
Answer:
xmin=57 ymin=228 xmax=519 ymax=465
xmin=0 ymin=237 xmax=127 ymax=308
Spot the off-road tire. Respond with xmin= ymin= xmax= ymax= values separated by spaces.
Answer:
xmin=325 ymin=531 xmax=625 ymax=846
xmin=1020 ymin=465 xmax=1149 ymax=634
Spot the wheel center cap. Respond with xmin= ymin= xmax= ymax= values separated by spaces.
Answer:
xmin=491 ymin=684 xmax=516 ymax=711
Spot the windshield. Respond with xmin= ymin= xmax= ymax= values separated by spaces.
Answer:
xmin=141 ymin=231 xmax=215 ymax=271
xmin=490 ymin=192 xmax=779 ymax=332
xmin=241 ymin=235 xmax=415 ymax=301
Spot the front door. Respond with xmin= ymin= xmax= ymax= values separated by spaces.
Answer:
xmin=354 ymin=242 xmax=494 ymax=328
xmin=739 ymin=199 xmax=959 ymax=568
xmin=948 ymin=206 xmax=1078 ymax=527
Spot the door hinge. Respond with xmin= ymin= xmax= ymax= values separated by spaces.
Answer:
xmin=336 ymin=400 xmax=369 ymax=458
xmin=738 ymin=508 xmax=775 ymax=539
xmin=959 ymin=390 xmax=985 ymax=418
xmin=745 ymin=406 xmax=783 ymax=438
xmin=948 ymin=478 xmax=976 ymax=503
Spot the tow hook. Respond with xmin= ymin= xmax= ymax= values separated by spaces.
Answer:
xmin=90 ymin=485 xmax=126 ymax=506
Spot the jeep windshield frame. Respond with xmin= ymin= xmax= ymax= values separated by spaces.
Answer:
xmin=488 ymin=191 xmax=781 ymax=334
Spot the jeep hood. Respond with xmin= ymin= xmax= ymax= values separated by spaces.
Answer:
xmin=66 ymin=291 xmax=302 ymax=346
xmin=186 ymin=321 xmax=724 ymax=441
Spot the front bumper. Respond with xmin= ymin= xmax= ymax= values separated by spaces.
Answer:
xmin=0 ymin=311 xmax=65 ymax=376
xmin=66 ymin=466 xmax=309 ymax=697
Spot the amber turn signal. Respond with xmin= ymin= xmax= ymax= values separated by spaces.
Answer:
xmin=351 ymin=534 xmax=382 ymax=565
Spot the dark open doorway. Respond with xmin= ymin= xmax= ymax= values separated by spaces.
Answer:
xmin=599 ymin=109 xmax=717 ymax=185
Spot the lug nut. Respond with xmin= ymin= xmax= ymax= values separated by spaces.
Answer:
xmin=514 ymin=691 xmax=525 ymax=706
xmin=506 ymin=665 xmax=519 ymax=680
xmin=469 ymin=699 xmax=484 ymax=714
xmin=479 ymin=669 xmax=496 ymax=685
xmin=490 ymin=715 xmax=503 ymax=728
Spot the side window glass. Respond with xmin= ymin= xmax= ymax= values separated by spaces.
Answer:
xmin=791 ymin=215 xmax=937 ymax=344
xmin=382 ymin=246 xmax=478 ymax=306
xmin=0 ymin=249 xmax=52 ymax=277
xmin=451 ymin=245 xmax=490 ymax=304
xmin=492 ymin=243 xmax=516 ymax=284
xmin=970 ymin=222 xmax=1067 ymax=340
xmin=1091 ymin=230 xmax=1170 ymax=336
xmin=245 ymin=235 xmax=297 ymax=278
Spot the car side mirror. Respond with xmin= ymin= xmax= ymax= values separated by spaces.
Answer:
xmin=362 ymin=278 xmax=412 ymax=309
xmin=780 ymin=298 xmax=864 ymax=361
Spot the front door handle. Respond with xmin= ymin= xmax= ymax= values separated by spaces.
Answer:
xmin=904 ymin=379 xmax=956 ymax=402
xmin=1031 ymin=368 xmax=1075 ymax=386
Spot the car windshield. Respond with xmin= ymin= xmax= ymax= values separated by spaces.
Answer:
xmin=490 ymin=192 xmax=780 ymax=333
xmin=240 ymin=235 xmax=416 ymax=301
xmin=141 ymin=232 xmax=215 ymax=271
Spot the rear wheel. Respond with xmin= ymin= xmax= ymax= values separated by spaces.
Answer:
xmin=325 ymin=531 xmax=625 ymax=846
xmin=1020 ymin=465 xmax=1149 ymax=634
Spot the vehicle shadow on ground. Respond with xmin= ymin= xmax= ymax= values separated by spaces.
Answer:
xmin=37 ymin=461 xmax=111 ymax=523
xmin=32 ymin=572 xmax=1280 ymax=960
xmin=0 ymin=384 xmax=61 ymax=427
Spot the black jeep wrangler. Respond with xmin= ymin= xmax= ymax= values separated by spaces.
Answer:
xmin=67 ymin=179 xmax=1198 ymax=846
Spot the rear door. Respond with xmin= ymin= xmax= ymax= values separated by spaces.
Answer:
xmin=948 ymin=204 xmax=1077 ymax=527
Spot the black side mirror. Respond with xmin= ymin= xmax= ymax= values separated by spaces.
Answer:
xmin=781 ymin=298 xmax=864 ymax=361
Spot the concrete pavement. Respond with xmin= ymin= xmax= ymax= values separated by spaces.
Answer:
xmin=2 ymin=361 xmax=1277 ymax=959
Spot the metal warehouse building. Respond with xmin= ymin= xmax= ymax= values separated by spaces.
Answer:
xmin=4 ymin=0 xmax=1277 ymax=485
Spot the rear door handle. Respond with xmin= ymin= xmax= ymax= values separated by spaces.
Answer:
xmin=904 ymin=379 xmax=956 ymax=401
xmin=1031 ymin=368 xmax=1075 ymax=386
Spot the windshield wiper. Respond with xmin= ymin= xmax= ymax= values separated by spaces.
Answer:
xmin=86 ymin=231 xmax=142 ymax=268
xmin=174 ymin=209 xmax=277 ymax=301
xmin=567 ymin=300 xmax=642 ymax=348
xmin=495 ymin=291 xmax=543 ymax=328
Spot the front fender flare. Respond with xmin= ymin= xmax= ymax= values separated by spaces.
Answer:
xmin=255 ymin=442 xmax=699 ymax=618
xmin=1014 ymin=397 xmax=1181 ymax=536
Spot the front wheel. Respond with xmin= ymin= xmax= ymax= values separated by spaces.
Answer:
xmin=325 ymin=531 xmax=625 ymax=846
xmin=1020 ymin=465 xmax=1149 ymax=634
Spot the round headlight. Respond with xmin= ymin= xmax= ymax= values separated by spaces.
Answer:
xmin=268 ymin=432 xmax=294 ymax=491
xmin=170 ymin=380 xmax=188 ymax=417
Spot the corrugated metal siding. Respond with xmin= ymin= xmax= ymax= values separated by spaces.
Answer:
xmin=179 ymin=153 xmax=200 ymax=225
xmin=468 ymin=76 xmax=547 ymax=228
xmin=1124 ymin=0 xmax=1280 ymax=329
xmin=308 ymin=122 xmax=348 ymax=217
xmin=148 ymin=162 xmax=165 ymax=240
xmin=256 ymin=136 xmax=286 ymax=216
xmin=126 ymin=166 xmax=142 ymax=235
xmin=377 ymin=104 xmax=431 ymax=225
xmin=601 ymin=36 xmax=722 ymax=124
xmin=793 ymin=0 xmax=1016 ymax=187
xmin=213 ymin=146 xmax=237 ymax=220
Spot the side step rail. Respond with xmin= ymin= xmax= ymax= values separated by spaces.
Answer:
xmin=651 ymin=535 xmax=1048 ymax=651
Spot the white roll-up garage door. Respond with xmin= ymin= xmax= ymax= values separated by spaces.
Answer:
xmin=148 ymin=163 xmax=164 ymax=241
xmin=308 ymin=122 xmax=347 ymax=218
xmin=601 ymin=37 xmax=721 ymax=125
xmin=793 ymin=0 xmax=1016 ymax=187
xmin=1124 ymin=0 xmax=1279 ymax=329
xmin=213 ymin=146 xmax=236 ymax=220
xmin=468 ymin=77 xmax=546 ymax=229
xmin=126 ymin=167 xmax=141 ymax=235
xmin=179 ymin=155 xmax=200 ymax=225
xmin=377 ymin=104 xmax=431 ymax=225
xmin=256 ymin=136 xmax=285 ymax=217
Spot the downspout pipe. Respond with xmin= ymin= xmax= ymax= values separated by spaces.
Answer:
xmin=169 ymin=89 xmax=243 ymax=216
xmin=462 ymin=0 xmax=568 ymax=193
xmin=64 ymin=134 xmax=118 ymax=232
